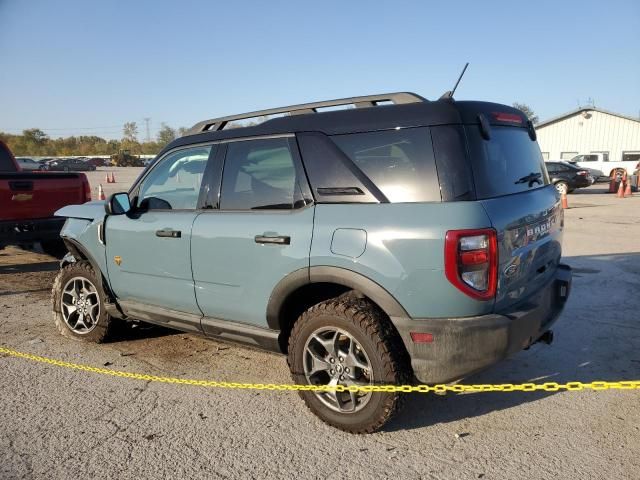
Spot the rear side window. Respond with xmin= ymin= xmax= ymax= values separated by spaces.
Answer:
xmin=220 ymin=138 xmax=303 ymax=210
xmin=465 ymin=126 xmax=549 ymax=199
xmin=0 ymin=144 xmax=15 ymax=171
xmin=330 ymin=127 xmax=440 ymax=202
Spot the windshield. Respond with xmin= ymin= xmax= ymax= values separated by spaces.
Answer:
xmin=466 ymin=126 xmax=550 ymax=199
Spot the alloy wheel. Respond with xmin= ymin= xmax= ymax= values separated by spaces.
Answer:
xmin=61 ymin=277 xmax=101 ymax=334
xmin=303 ymin=327 xmax=373 ymax=413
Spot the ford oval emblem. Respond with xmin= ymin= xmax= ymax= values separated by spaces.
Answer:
xmin=504 ymin=263 xmax=518 ymax=277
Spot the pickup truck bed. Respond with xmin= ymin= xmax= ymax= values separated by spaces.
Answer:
xmin=0 ymin=141 xmax=91 ymax=255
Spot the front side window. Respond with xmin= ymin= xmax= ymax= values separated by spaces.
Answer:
xmin=220 ymin=138 xmax=301 ymax=210
xmin=330 ymin=127 xmax=439 ymax=202
xmin=592 ymin=151 xmax=609 ymax=162
xmin=139 ymin=145 xmax=212 ymax=210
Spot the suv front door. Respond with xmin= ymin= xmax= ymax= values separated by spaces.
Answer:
xmin=191 ymin=136 xmax=314 ymax=330
xmin=105 ymin=145 xmax=214 ymax=324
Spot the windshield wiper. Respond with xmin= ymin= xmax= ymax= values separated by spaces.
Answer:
xmin=515 ymin=172 xmax=542 ymax=187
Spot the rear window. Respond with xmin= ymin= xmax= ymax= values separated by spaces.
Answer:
xmin=0 ymin=144 xmax=16 ymax=171
xmin=466 ymin=126 xmax=549 ymax=199
xmin=330 ymin=127 xmax=440 ymax=202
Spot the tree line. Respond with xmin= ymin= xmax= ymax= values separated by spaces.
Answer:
xmin=0 ymin=122 xmax=187 ymax=157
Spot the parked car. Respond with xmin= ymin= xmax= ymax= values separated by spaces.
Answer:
xmin=45 ymin=158 xmax=96 ymax=172
xmin=86 ymin=157 xmax=109 ymax=167
xmin=563 ymin=160 xmax=604 ymax=181
xmin=0 ymin=141 xmax=92 ymax=257
xmin=16 ymin=157 xmax=45 ymax=171
xmin=545 ymin=161 xmax=593 ymax=194
xmin=569 ymin=153 xmax=637 ymax=179
xmin=53 ymin=93 xmax=571 ymax=433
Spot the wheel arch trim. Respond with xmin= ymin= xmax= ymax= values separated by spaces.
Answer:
xmin=266 ymin=266 xmax=410 ymax=330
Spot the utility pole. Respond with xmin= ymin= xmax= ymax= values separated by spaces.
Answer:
xmin=143 ymin=117 xmax=151 ymax=142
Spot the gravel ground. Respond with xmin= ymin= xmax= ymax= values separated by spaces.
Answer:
xmin=0 ymin=184 xmax=638 ymax=479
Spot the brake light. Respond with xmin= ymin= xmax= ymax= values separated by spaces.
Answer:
xmin=80 ymin=174 xmax=91 ymax=203
xmin=577 ymin=170 xmax=588 ymax=176
xmin=445 ymin=228 xmax=498 ymax=300
xmin=492 ymin=112 xmax=523 ymax=124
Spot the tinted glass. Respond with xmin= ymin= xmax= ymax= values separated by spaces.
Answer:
xmin=466 ymin=126 xmax=549 ymax=199
xmin=220 ymin=138 xmax=300 ymax=210
xmin=0 ymin=144 xmax=15 ymax=171
xmin=583 ymin=155 xmax=598 ymax=162
xmin=330 ymin=127 xmax=439 ymax=202
xmin=622 ymin=152 xmax=640 ymax=162
xmin=139 ymin=146 xmax=212 ymax=209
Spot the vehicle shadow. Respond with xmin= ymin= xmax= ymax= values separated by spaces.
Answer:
xmin=109 ymin=322 xmax=178 ymax=342
xmin=385 ymin=252 xmax=640 ymax=432
xmin=0 ymin=261 xmax=59 ymax=274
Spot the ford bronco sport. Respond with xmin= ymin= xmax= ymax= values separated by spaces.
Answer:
xmin=52 ymin=92 xmax=572 ymax=433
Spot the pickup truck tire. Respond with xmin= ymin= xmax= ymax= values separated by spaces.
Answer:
xmin=288 ymin=297 xmax=411 ymax=433
xmin=41 ymin=240 xmax=68 ymax=259
xmin=52 ymin=261 xmax=114 ymax=343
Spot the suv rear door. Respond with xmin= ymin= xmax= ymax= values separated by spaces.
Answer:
xmin=191 ymin=136 xmax=314 ymax=330
xmin=460 ymin=122 xmax=562 ymax=313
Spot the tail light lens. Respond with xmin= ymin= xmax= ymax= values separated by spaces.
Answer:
xmin=577 ymin=170 xmax=588 ymax=176
xmin=80 ymin=173 xmax=91 ymax=203
xmin=445 ymin=228 xmax=498 ymax=300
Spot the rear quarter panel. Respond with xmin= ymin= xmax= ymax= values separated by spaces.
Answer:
xmin=311 ymin=203 xmax=494 ymax=318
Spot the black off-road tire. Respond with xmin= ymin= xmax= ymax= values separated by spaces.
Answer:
xmin=41 ymin=240 xmax=68 ymax=259
xmin=51 ymin=261 xmax=114 ymax=343
xmin=288 ymin=296 xmax=411 ymax=434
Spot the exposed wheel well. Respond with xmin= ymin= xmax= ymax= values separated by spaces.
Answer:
xmin=275 ymin=282 xmax=409 ymax=362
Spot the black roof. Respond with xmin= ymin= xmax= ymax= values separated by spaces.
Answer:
xmin=165 ymin=94 xmax=527 ymax=153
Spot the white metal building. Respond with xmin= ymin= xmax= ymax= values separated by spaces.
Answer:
xmin=535 ymin=107 xmax=640 ymax=164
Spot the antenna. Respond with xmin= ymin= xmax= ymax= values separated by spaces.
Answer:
xmin=439 ymin=63 xmax=469 ymax=100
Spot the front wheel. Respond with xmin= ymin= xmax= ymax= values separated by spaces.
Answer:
xmin=52 ymin=261 xmax=114 ymax=343
xmin=555 ymin=181 xmax=569 ymax=195
xmin=288 ymin=297 xmax=411 ymax=433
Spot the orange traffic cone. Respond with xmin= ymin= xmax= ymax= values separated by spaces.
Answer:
xmin=617 ymin=179 xmax=625 ymax=198
xmin=98 ymin=184 xmax=106 ymax=200
xmin=561 ymin=192 xmax=568 ymax=209
xmin=105 ymin=173 xmax=110 ymax=183
xmin=624 ymin=180 xmax=632 ymax=197
xmin=110 ymin=172 xmax=116 ymax=183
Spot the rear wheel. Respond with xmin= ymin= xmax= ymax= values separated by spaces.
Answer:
xmin=288 ymin=297 xmax=411 ymax=433
xmin=555 ymin=181 xmax=569 ymax=195
xmin=52 ymin=261 xmax=114 ymax=343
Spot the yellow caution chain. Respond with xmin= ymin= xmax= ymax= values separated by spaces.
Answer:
xmin=1 ymin=346 xmax=639 ymax=393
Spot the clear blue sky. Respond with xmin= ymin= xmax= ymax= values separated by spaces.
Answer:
xmin=1 ymin=0 xmax=638 ymax=139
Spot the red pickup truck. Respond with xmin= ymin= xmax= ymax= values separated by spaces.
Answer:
xmin=0 ymin=140 xmax=91 ymax=257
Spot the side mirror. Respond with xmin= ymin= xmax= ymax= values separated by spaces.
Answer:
xmin=105 ymin=192 xmax=131 ymax=215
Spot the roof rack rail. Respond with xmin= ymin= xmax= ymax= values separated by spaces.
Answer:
xmin=186 ymin=92 xmax=427 ymax=135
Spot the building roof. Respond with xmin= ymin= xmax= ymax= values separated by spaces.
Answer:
xmin=536 ymin=107 xmax=640 ymax=129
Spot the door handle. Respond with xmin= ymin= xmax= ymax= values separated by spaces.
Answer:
xmin=254 ymin=235 xmax=290 ymax=245
xmin=156 ymin=229 xmax=182 ymax=238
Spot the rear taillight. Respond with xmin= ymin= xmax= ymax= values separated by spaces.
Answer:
xmin=445 ymin=228 xmax=498 ymax=300
xmin=577 ymin=170 xmax=588 ymax=176
xmin=80 ymin=174 xmax=91 ymax=203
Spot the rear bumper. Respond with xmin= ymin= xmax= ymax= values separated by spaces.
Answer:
xmin=393 ymin=264 xmax=572 ymax=384
xmin=0 ymin=217 xmax=66 ymax=247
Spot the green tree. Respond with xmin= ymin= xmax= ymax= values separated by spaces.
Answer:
xmin=123 ymin=122 xmax=139 ymax=142
xmin=156 ymin=123 xmax=176 ymax=147
xmin=512 ymin=103 xmax=539 ymax=124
